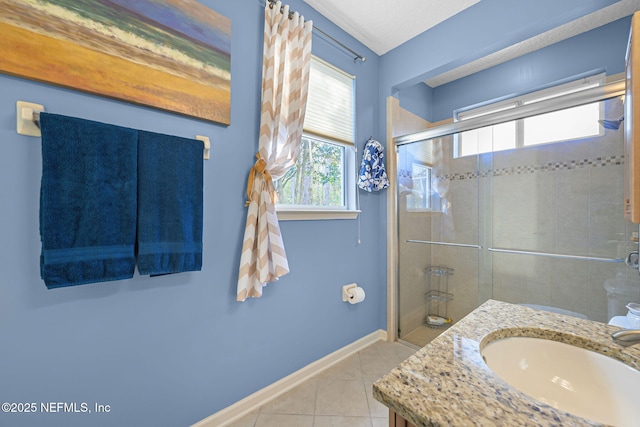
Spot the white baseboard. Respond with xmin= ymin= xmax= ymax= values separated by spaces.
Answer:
xmin=191 ymin=329 xmax=387 ymax=427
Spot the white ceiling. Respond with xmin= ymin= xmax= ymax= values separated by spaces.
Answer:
xmin=303 ymin=0 xmax=640 ymax=87
xmin=303 ymin=0 xmax=480 ymax=56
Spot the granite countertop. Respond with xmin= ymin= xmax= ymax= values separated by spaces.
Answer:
xmin=373 ymin=299 xmax=640 ymax=427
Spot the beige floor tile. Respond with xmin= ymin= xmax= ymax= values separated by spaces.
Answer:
xmin=225 ymin=412 xmax=258 ymax=427
xmin=313 ymin=415 xmax=373 ymax=427
xmin=221 ymin=340 xmax=413 ymax=427
xmin=359 ymin=354 xmax=405 ymax=381
xmin=359 ymin=342 xmax=415 ymax=380
xmin=364 ymin=377 xmax=388 ymax=418
xmin=259 ymin=379 xmax=318 ymax=415
xmin=314 ymin=354 xmax=363 ymax=381
xmin=359 ymin=341 xmax=415 ymax=361
xmin=315 ymin=380 xmax=370 ymax=417
xmin=254 ymin=413 xmax=314 ymax=427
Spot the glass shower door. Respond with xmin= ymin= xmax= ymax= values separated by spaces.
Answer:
xmin=489 ymin=96 xmax=639 ymax=322
xmin=396 ymin=95 xmax=640 ymax=350
xmin=396 ymin=135 xmax=484 ymax=347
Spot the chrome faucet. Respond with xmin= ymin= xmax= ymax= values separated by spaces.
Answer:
xmin=611 ymin=329 xmax=640 ymax=347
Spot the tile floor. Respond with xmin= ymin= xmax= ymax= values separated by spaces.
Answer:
xmin=226 ymin=340 xmax=417 ymax=427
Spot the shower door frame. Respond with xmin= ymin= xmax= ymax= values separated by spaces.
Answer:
xmin=386 ymin=80 xmax=626 ymax=342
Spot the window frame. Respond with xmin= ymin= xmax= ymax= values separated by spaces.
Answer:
xmin=276 ymin=133 xmax=359 ymax=220
xmin=405 ymin=162 xmax=436 ymax=212
xmin=453 ymin=74 xmax=605 ymax=158
xmin=400 ymin=139 xmax=441 ymax=213
xmin=275 ymin=56 xmax=360 ymax=221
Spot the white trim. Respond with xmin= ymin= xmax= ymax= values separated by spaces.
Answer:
xmin=277 ymin=208 xmax=361 ymax=221
xmin=191 ymin=329 xmax=387 ymax=427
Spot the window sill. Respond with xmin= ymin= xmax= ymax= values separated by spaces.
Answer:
xmin=276 ymin=208 xmax=361 ymax=221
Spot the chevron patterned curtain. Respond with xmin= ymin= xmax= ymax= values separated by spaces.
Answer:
xmin=236 ymin=1 xmax=313 ymax=301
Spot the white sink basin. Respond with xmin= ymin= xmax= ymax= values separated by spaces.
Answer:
xmin=482 ymin=336 xmax=640 ymax=426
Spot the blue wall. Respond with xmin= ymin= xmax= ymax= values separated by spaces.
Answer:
xmin=430 ymin=16 xmax=632 ymax=122
xmin=379 ymin=0 xmax=618 ymax=96
xmin=379 ymin=0 xmax=622 ymax=136
xmin=1 ymin=0 xmax=636 ymax=425
xmin=398 ymin=83 xmax=433 ymax=122
xmin=0 ymin=1 xmax=384 ymax=426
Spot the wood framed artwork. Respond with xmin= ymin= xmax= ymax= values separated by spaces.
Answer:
xmin=0 ymin=0 xmax=231 ymax=125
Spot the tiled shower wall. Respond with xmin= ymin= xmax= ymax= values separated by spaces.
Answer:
xmin=398 ymin=97 xmax=640 ymax=338
xmin=488 ymin=119 xmax=638 ymax=322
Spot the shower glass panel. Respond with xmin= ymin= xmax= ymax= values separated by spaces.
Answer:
xmin=397 ymin=134 xmax=483 ymax=346
xmin=396 ymin=96 xmax=640 ymax=348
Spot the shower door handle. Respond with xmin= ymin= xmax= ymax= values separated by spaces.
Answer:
xmin=487 ymin=248 xmax=623 ymax=263
xmin=406 ymin=240 xmax=482 ymax=249
xmin=626 ymin=251 xmax=639 ymax=270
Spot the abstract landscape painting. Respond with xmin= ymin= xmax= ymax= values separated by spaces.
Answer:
xmin=0 ymin=0 xmax=231 ymax=125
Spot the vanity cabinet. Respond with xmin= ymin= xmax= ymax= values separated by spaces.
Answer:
xmin=389 ymin=409 xmax=417 ymax=427
xmin=625 ymin=11 xmax=640 ymax=222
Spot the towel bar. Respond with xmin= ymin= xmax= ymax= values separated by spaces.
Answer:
xmin=16 ymin=100 xmax=210 ymax=159
xmin=196 ymin=135 xmax=211 ymax=160
xmin=16 ymin=101 xmax=44 ymax=137
xmin=32 ymin=111 xmax=41 ymax=128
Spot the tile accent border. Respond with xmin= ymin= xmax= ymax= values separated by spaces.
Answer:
xmin=191 ymin=329 xmax=387 ymax=427
xmin=436 ymin=154 xmax=624 ymax=182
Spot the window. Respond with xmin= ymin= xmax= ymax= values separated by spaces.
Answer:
xmin=274 ymin=56 xmax=358 ymax=220
xmin=456 ymin=103 xmax=517 ymax=157
xmin=400 ymin=140 xmax=441 ymax=212
xmin=276 ymin=135 xmax=346 ymax=207
xmin=406 ymin=163 xmax=433 ymax=210
xmin=455 ymin=74 xmax=605 ymax=158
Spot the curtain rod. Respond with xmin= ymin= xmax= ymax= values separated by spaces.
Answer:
xmin=265 ymin=0 xmax=366 ymax=63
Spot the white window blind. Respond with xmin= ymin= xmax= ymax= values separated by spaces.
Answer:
xmin=304 ymin=56 xmax=355 ymax=145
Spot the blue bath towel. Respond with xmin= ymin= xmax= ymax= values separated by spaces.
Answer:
xmin=137 ymin=131 xmax=203 ymax=275
xmin=39 ymin=113 xmax=138 ymax=288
